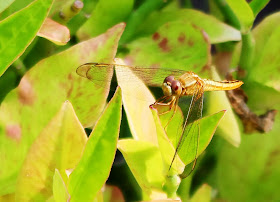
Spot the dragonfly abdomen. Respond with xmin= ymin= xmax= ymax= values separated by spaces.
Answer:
xmin=203 ymin=79 xmax=243 ymax=91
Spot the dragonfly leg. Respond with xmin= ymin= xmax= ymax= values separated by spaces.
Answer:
xmin=163 ymin=98 xmax=179 ymax=130
xmin=155 ymin=96 xmax=177 ymax=115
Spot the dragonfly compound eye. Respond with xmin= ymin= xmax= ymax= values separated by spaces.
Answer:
xmin=164 ymin=76 xmax=175 ymax=85
xmin=171 ymin=80 xmax=182 ymax=95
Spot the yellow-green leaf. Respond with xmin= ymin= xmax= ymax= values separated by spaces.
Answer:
xmin=16 ymin=101 xmax=87 ymax=201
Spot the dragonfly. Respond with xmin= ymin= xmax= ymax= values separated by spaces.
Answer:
xmin=76 ymin=62 xmax=243 ymax=178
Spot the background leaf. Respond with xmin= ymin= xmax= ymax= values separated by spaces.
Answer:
xmin=126 ymin=21 xmax=210 ymax=74
xmin=37 ymin=18 xmax=70 ymax=45
xmin=0 ymin=0 xmax=53 ymax=76
xmin=225 ymin=0 xmax=255 ymax=32
xmin=0 ymin=0 xmax=15 ymax=13
xmin=137 ymin=9 xmax=241 ymax=44
xmin=69 ymin=87 xmax=122 ymax=201
xmin=76 ymin=0 xmax=133 ymax=40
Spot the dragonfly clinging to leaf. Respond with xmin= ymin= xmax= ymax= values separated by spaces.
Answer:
xmin=76 ymin=61 xmax=243 ymax=178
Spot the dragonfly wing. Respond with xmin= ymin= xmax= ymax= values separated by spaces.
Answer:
xmin=76 ymin=63 xmax=186 ymax=87
xmin=168 ymin=84 xmax=204 ymax=178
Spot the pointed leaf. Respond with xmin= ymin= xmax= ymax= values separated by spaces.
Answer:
xmin=115 ymin=58 xmax=158 ymax=145
xmin=53 ymin=169 xmax=70 ymax=202
xmin=0 ymin=23 xmax=125 ymax=195
xmin=225 ymin=0 xmax=254 ymax=32
xmin=178 ymin=111 xmax=225 ymax=165
xmin=0 ymin=0 xmax=53 ymax=76
xmin=151 ymin=108 xmax=185 ymax=175
xmin=249 ymin=0 xmax=270 ymax=17
xmin=37 ymin=18 xmax=70 ymax=45
xmin=16 ymin=101 xmax=87 ymax=201
xmin=69 ymin=88 xmax=122 ymax=201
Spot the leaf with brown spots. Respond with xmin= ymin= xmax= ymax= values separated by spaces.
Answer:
xmin=126 ymin=21 xmax=211 ymax=83
xmin=0 ymin=23 xmax=125 ymax=195
xmin=136 ymin=9 xmax=241 ymax=44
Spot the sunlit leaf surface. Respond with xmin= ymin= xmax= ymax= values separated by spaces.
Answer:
xmin=115 ymin=58 xmax=158 ymax=144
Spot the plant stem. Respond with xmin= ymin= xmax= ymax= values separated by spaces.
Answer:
xmin=213 ymin=0 xmax=241 ymax=30
xmin=119 ymin=0 xmax=169 ymax=44
xmin=239 ymin=32 xmax=255 ymax=71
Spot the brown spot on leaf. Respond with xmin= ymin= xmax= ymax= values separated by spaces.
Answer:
xmin=68 ymin=73 xmax=73 ymax=80
xmin=18 ymin=77 xmax=36 ymax=105
xmin=187 ymin=39 xmax=194 ymax=47
xmin=178 ymin=33 xmax=185 ymax=43
xmin=152 ymin=32 xmax=160 ymax=41
xmin=158 ymin=38 xmax=170 ymax=52
xmin=6 ymin=124 xmax=21 ymax=142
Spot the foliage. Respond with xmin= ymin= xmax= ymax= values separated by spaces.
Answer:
xmin=0 ymin=0 xmax=279 ymax=201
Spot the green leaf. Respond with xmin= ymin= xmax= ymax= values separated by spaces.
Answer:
xmin=16 ymin=101 xmax=87 ymax=201
xmin=215 ymin=116 xmax=280 ymax=201
xmin=225 ymin=0 xmax=254 ymax=32
xmin=127 ymin=21 xmax=211 ymax=75
xmin=0 ymin=0 xmax=15 ymax=13
xmin=0 ymin=23 xmax=125 ymax=195
xmin=53 ymin=169 xmax=70 ymax=202
xmin=137 ymin=9 xmax=241 ymax=44
xmin=115 ymin=58 xmax=158 ymax=145
xmin=178 ymin=110 xmax=225 ymax=166
xmin=207 ymin=67 xmax=241 ymax=147
xmin=117 ymin=139 xmax=167 ymax=200
xmin=248 ymin=14 xmax=280 ymax=91
xmin=77 ymin=0 xmax=133 ymax=40
xmin=0 ymin=0 xmax=53 ymax=76
xmin=151 ymin=108 xmax=185 ymax=175
xmin=68 ymin=87 xmax=122 ymax=201
xmin=249 ymin=0 xmax=270 ymax=16
xmin=120 ymin=0 xmax=167 ymax=44
xmin=190 ymin=184 xmax=211 ymax=202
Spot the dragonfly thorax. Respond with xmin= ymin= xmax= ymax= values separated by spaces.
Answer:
xmin=162 ymin=76 xmax=182 ymax=97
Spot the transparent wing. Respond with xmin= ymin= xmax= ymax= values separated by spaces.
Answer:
xmin=168 ymin=84 xmax=204 ymax=178
xmin=76 ymin=62 xmax=186 ymax=88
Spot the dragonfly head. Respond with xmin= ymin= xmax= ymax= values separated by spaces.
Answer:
xmin=162 ymin=76 xmax=182 ymax=96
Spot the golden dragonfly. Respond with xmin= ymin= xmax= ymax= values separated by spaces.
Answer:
xmin=77 ymin=62 xmax=243 ymax=178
